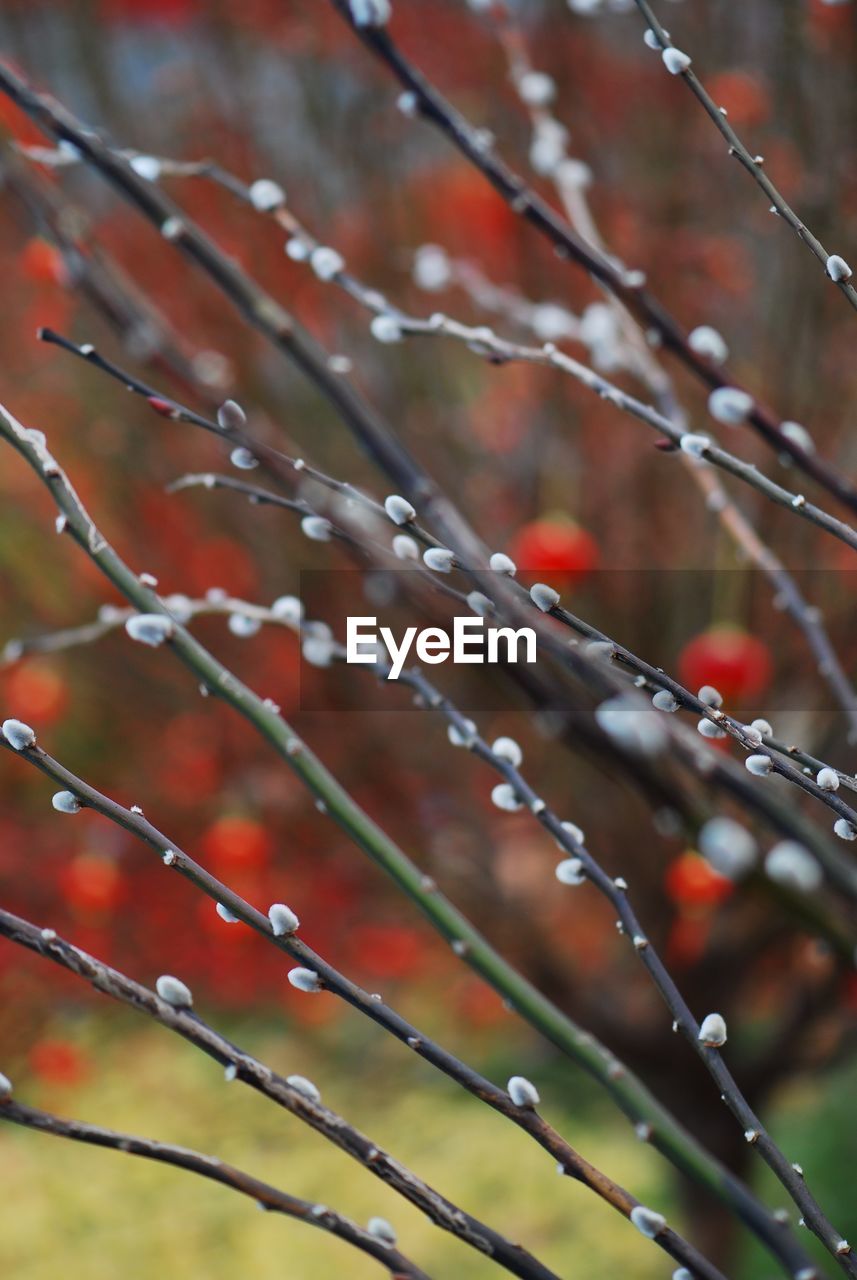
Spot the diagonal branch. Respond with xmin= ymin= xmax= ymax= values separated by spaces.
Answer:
xmin=0 ymin=1097 xmax=432 ymax=1280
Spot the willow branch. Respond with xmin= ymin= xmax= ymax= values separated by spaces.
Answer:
xmin=0 ymin=906 xmax=739 ymax=1280
xmin=631 ymin=0 xmax=857 ymax=316
xmin=0 ymin=1097 xmax=431 ymax=1280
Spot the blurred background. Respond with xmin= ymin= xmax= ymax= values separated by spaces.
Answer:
xmin=0 ymin=0 xmax=856 ymax=1276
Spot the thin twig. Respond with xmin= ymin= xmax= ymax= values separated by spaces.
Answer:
xmin=326 ymin=0 xmax=857 ymax=520
xmin=0 ymin=907 xmax=731 ymax=1280
xmin=0 ymin=1097 xmax=432 ymax=1280
xmin=630 ymin=0 xmax=857 ymax=315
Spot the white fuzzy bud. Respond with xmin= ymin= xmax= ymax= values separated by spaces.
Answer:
xmin=165 ymin=594 xmax=193 ymax=624
xmin=555 ymin=158 xmax=593 ymax=190
xmin=698 ymin=685 xmax=723 ymax=708
xmin=630 ymin=1205 xmax=667 ymax=1237
xmin=518 ymin=71 xmax=555 ymax=106
xmin=556 ymin=858 xmax=586 ymax=885
xmin=271 ymin=595 xmax=304 ymax=626
xmin=698 ymin=718 xmax=727 ymax=739
xmin=288 ymin=966 xmax=322 ymax=993
xmin=698 ymin=816 xmax=757 ymax=878
xmin=826 ymin=254 xmax=852 ymax=282
xmin=156 ymin=974 xmax=193 ymax=1009
xmin=301 ymin=516 xmax=333 ymax=542
xmin=688 ymin=326 xmax=728 ymax=364
xmin=230 ymin=447 xmax=258 ymax=470
xmin=530 ymin=303 xmax=576 ymax=342
xmin=652 ymin=689 xmax=679 ymax=713
xmin=595 ymin=698 xmax=667 ymax=757
xmin=160 ymin=216 xmax=185 ymax=241
xmin=286 ymin=1074 xmax=321 ymax=1103
xmin=370 ymin=314 xmax=404 ymax=344
xmin=491 ymin=783 xmax=523 ymax=812
xmin=348 ymin=0 xmax=391 ymax=26
xmin=530 ymin=118 xmax=567 ymax=175
xmin=708 ymin=386 xmax=754 ymax=425
xmin=489 ymin=552 xmax=517 ymax=576
xmin=126 ymin=614 xmax=173 ymax=647
xmin=0 ymin=1071 xmax=12 ymax=1098
xmin=780 ymin=421 xmax=814 ymax=454
xmin=310 ymin=246 xmax=345 ymax=280
xmin=384 ymin=494 xmax=416 ymax=525
xmin=530 ymin=582 xmax=560 ymax=612
xmin=367 ymin=1217 xmax=397 ymax=1246
xmin=448 ymin=718 xmax=477 ymax=748
xmin=302 ymin=634 xmax=336 ymax=668
xmin=269 ymin=903 xmax=300 ymax=936
xmin=559 ymin=820 xmax=585 ymax=847
xmin=467 ymin=591 xmax=494 ymax=616
xmin=249 ymin=178 xmax=286 ymax=211
xmin=285 ymin=236 xmax=309 ymax=261
xmin=216 ymin=903 xmax=239 ymax=924
xmin=816 ymin=767 xmax=840 ymax=792
xmin=423 ymin=547 xmax=455 ymax=573
xmin=130 ymin=154 xmax=162 ymax=182
xmin=834 ymin=818 xmax=857 ymax=841
xmin=51 ymin=790 xmax=81 ymax=814
xmin=643 ymin=28 xmax=661 ymax=50
xmin=765 ymin=842 xmax=822 ymax=893
xmin=217 ymin=399 xmax=246 ymax=431
xmin=673 ymin=1270 xmax=693 ymax=1280
xmin=745 ymin=754 xmax=773 ymax=776
xmin=698 ymin=1012 xmax=727 ymax=1047
xmin=507 ymin=1075 xmax=540 ymax=1107
xmin=662 ymin=47 xmax=691 ymax=75
xmin=392 ymin=534 xmax=420 ymax=561
xmin=679 ymin=433 xmax=711 ymax=458
xmin=413 ymin=244 xmax=451 ymax=292
xmin=228 ymin=613 xmax=261 ymax=638
xmin=396 ymin=90 xmax=418 ymax=116
xmin=2 ymin=719 xmax=36 ymax=751
xmin=491 ymin=737 xmax=522 ymax=767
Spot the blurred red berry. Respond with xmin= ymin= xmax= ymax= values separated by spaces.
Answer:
xmin=507 ymin=517 xmax=599 ymax=586
xmin=201 ymin=815 xmax=273 ymax=872
xmin=21 ymin=238 xmax=66 ymax=287
xmin=665 ymin=851 xmax=733 ymax=909
xmin=5 ymin=663 xmax=68 ymax=726
xmin=677 ymin=626 xmax=773 ymax=702
xmin=60 ymin=854 xmax=126 ymax=916
xmin=29 ymin=1038 xmax=89 ymax=1087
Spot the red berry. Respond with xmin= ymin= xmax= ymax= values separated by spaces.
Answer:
xmin=21 ymin=238 xmax=66 ymax=287
xmin=60 ymin=854 xmax=126 ymax=915
xmin=678 ymin=626 xmax=772 ymax=702
xmin=5 ymin=663 xmax=68 ymax=726
xmin=665 ymin=851 xmax=733 ymax=909
xmin=29 ymin=1038 xmax=88 ymax=1087
xmin=507 ymin=517 xmax=598 ymax=586
xmin=202 ymin=816 xmax=272 ymax=872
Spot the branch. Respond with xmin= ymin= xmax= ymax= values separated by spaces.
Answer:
xmin=0 ymin=409 xmax=812 ymax=1276
xmin=0 ymin=1097 xmax=432 ymax=1280
xmin=631 ymin=0 xmax=857 ymax=316
xmin=0 ymin=907 xmax=727 ymax=1280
